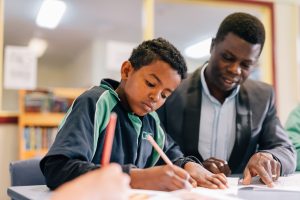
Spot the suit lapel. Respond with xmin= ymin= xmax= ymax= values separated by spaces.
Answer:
xmin=182 ymin=68 xmax=203 ymax=160
xmin=228 ymin=85 xmax=252 ymax=172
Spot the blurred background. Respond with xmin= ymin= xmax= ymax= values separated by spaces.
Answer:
xmin=1 ymin=0 xmax=300 ymax=199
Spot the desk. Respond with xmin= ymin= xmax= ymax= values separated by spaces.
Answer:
xmin=7 ymin=185 xmax=300 ymax=200
xmin=7 ymin=185 xmax=51 ymax=200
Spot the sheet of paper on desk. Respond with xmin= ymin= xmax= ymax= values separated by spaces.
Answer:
xmin=129 ymin=181 xmax=242 ymax=200
xmin=188 ymin=177 xmax=241 ymax=198
xmin=237 ymin=174 xmax=300 ymax=192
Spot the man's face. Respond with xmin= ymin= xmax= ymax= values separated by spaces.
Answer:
xmin=122 ymin=60 xmax=181 ymax=116
xmin=207 ymin=32 xmax=262 ymax=93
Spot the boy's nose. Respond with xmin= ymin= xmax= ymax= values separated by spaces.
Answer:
xmin=149 ymin=93 xmax=160 ymax=102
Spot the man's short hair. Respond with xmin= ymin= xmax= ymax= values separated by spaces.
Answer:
xmin=215 ymin=12 xmax=265 ymax=53
xmin=129 ymin=37 xmax=188 ymax=79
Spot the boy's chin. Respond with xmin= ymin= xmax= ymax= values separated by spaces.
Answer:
xmin=133 ymin=112 xmax=148 ymax=117
xmin=132 ymin=109 xmax=149 ymax=117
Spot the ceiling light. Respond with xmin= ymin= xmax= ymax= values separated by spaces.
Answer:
xmin=28 ymin=38 xmax=48 ymax=58
xmin=184 ymin=38 xmax=212 ymax=59
xmin=36 ymin=0 xmax=66 ymax=29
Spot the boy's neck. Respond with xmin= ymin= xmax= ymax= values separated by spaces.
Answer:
xmin=115 ymin=85 xmax=132 ymax=113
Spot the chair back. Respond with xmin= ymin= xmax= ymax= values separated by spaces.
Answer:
xmin=9 ymin=158 xmax=46 ymax=186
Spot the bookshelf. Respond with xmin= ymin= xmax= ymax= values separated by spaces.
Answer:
xmin=18 ymin=88 xmax=86 ymax=160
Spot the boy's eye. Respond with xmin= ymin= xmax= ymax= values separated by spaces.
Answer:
xmin=161 ymin=92 xmax=170 ymax=99
xmin=145 ymin=80 xmax=155 ymax=88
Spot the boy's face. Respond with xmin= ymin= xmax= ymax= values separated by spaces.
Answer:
xmin=121 ymin=60 xmax=181 ymax=116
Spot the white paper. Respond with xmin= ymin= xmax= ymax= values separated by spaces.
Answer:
xmin=237 ymin=174 xmax=300 ymax=192
xmin=4 ymin=45 xmax=37 ymax=90
xmin=128 ymin=174 xmax=300 ymax=200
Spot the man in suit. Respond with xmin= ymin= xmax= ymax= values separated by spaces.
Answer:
xmin=158 ymin=12 xmax=296 ymax=187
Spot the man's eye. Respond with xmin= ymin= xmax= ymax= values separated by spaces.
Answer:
xmin=145 ymin=80 xmax=155 ymax=87
xmin=222 ymin=54 xmax=233 ymax=61
xmin=241 ymin=64 xmax=250 ymax=70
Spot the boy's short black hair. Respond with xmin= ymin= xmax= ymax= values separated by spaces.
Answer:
xmin=129 ymin=37 xmax=187 ymax=79
xmin=215 ymin=12 xmax=265 ymax=54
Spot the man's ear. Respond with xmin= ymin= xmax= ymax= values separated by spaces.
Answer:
xmin=120 ymin=61 xmax=133 ymax=80
xmin=210 ymin=38 xmax=215 ymax=53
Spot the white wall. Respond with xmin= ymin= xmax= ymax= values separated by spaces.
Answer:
xmin=274 ymin=2 xmax=300 ymax=124
xmin=0 ymin=124 xmax=18 ymax=200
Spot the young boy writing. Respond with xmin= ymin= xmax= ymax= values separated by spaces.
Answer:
xmin=40 ymin=38 xmax=227 ymax=191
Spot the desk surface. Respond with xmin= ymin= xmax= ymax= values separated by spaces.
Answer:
xmin=8 ymin=185 xmax=51 ymax=200
xmin=7 ymin=185 xmax=300 ymax=200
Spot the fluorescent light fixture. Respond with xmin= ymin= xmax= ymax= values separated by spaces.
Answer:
xmin=36 ymin=0 xmax=66 ymax=29
xmin=28 ymin=38 xmax=48 ymax=58
xmin=184 ymin=38 xmax=212 ymax=59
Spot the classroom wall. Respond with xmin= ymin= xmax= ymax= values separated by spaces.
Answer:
xmin=0 ymin=124 xmax=18 ymax=200
xmin=274 ymin=2 xmax=300 ymax=124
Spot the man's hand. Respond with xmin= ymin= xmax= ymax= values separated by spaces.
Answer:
xmin=202 ymin=157 xmax=231 ymax=176
xmin=184 ymin=161 xmax=228 ymax=189
xmin=242 ymin=152 xmax=281 ymax=187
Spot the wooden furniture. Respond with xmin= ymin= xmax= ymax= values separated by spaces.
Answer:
xmin=18 ymin=88 xmax=86 ymax=160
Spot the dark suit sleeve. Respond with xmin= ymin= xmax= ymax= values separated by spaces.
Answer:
xmin=258 ymin=88 xmax=296 ymax=175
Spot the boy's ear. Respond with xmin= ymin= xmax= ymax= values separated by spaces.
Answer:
xmin=120 ymin=61 xmax=133 ymax=80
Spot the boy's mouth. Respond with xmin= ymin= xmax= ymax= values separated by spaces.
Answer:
xmin=142 ymin=102 xmax=153 ymax=112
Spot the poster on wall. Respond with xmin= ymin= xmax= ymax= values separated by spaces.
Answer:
xmin=4 ymin=45 xmax=37 ymax=90
xmin=106 ymin=40 xmax=136 ymax=71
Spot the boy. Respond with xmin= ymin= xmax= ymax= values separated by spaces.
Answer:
xmin=40 ymin=38 xmax=227 ymax=191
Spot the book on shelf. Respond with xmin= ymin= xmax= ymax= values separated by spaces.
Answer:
xmin=23 ymin=127 xmax=58 ymax=150
xmin=24 ymin=91 xmax=71 ymax=113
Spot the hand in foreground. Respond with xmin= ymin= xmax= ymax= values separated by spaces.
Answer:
xmin=130 ymin=165 xmax=197 ymax=191
xmin=242 ymin=152 xmax=281 ymax=187
xmin=184 ymin=161 xmax=228 ymax=189
xmin=202 ymin=157 xmax=231 ymax=176
xmin=51 ymin=163 xmax=130 ymax=200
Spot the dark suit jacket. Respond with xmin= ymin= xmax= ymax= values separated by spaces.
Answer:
xmin=158 ymin=67 xmax=296 ymax=175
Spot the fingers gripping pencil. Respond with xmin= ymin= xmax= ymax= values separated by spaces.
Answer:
xmin=101 ymin=113 xmax=117 ymax=166
xmin=147 ymin=135 xmax=193 ymax=190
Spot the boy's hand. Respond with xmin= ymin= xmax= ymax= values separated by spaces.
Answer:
xmin=242 ymin=152 xmax=280 ymax=188
xmin=184 ymin=161 xmax=228 ymax=189
xmin=130 ymin=165 xmax=196 ymax=191
xmin=202 ymin=157 xmax=231 ymax=176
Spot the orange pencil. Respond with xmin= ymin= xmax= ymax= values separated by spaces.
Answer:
xmin=101 ymin=112 xmax=117 ymax=166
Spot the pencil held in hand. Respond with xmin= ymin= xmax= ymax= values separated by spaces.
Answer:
xmin=146 ymin=135 xmax=173 ymax=165
xmin=101 ymin=113 xmax=117 ymax=166
xmin=146 ymin=135 xmax=193 ymax=190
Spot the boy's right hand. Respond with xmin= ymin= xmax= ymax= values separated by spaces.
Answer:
xmin=130 ymin=165 xmax=196 ymax=191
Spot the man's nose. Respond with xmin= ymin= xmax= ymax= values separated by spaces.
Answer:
xmin=228 ymin=63 xmax=242 ymax=75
